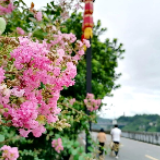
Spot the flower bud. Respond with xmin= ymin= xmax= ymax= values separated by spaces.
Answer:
xmin=10 ymin=38 xmax=19 ymax=46
xmin=0 ymin=17 xmax=6 ymax=35
xmin=4 ymin=108 xmax=9 ymax=112
xmin=0 ymin=105 xmax=3 ymax=109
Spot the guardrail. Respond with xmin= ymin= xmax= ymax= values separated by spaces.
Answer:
xmin=91 ymin=129 xmax=160 ymax=145
xmin=122 ymin=131 xmax=160 ymax=145
xmin=91 ymin=129 xmax=110 ymax=134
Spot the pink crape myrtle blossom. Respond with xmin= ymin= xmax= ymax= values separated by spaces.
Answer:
xmin=72 ymin=54 xmax=80 ymax=61
xmin=83 ymin=39 xmax=90 ymax=48
xmin=34 ymin=11 xmax=42 ymax=21
xmin=58 ymin=0 xmax=82 ymax=21
xmin=69 ymin=98 xmax=76 ymax=105
xmin=0 ymin=93 xmax=10 ymax=105
xmin=11 ymin=87 xmax=24 ymax=97
xmin=0 ymin=145 xmax=19 ymax=160
xmin=74 ymin=3 xmax=81 ymax=10
xmin=0 ymin=29 xmax=85 ymax=137
xmin=72 ymin=39 xmax=90 ymax=61
xmin=68 ymin=33 xmax=77 ymax=43
xmin=11 ymin=37 xmax=49 ymax=70
xmin=73 ymin=49 xmax=85 ymax=61
xmin=77 ymin=50 xmax=84 ymax=56
xmin=84 ymin=93 xmax=101 ymax=111
xmin=47 ymin=114 xmax=58 ymax=123
xmin=76 ymin=40 xmax=83 ymax=48
xmin=57 ymin=49 xmax=65 ymax=60
xmin=16 ymin=27 xmax=25 ymax=35
xmin=53 ymin=67 xmax=61 ymax=76
xmin=9 ymin=101 xmax=38 ymax=127
xmin=0 ymin=67 xmax=5 ymax=83
xmin=50 ymin=33 xmax=77 ymax=49
xmin=52 ymin=138 xmax=64 ymax=153
xmin=0 ymin=84 xmax=10 ymax=97
xmin=32 ymin=125 xmax=46 ymax=137
xmin=0 ymin=84 xmax=10 ymax=106
xmin=19 ymin=129 xmax=31 ymax=138
xmin=10 ymin=37 xmax=71 ymax=136
xmin=0 ymin=0 xmax=15 ymax=15
xmin=65 ymin=62 xmax=77 ymax=78
xmin=61 ymin=11 xmax=69 ymax=21
xmin=86 ymin=93 xmax=94 ymax=99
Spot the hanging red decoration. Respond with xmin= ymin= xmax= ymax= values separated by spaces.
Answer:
xmin=82 ymin=14 xmax=94 ymax=31
xmin=84 ymin=0 xmax=93 ymax=2
xmin=81 ymin=0 xmax=94 ymax=41
xmin=81 ymin=34 xmax=85 ymax=42
xmin=84 ymin=1 xmax=93 ymax=14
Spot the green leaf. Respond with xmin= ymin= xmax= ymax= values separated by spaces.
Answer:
xmin=0 ymin=134 xmax=5 ymax=142
xmin=71 ymin=149 xmax=78 ymax=155
xmin=32 ymin=29 xmax=47 ymax=39
xmin=78 ymin=155 xmax=85 ymax=160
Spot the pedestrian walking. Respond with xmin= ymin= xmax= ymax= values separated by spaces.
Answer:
xmin=97 ymin=128 xmax=107 ymax=159
xmin=110 ymin=124 xmax=121 ymax=159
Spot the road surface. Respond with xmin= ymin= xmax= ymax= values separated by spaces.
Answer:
xmin=91 ymin=132 xmax=160 ymax=160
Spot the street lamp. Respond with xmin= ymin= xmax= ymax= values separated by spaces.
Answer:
xmin=81 ymin=0 xmax=95 ymax=153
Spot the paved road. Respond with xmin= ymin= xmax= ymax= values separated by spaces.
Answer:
xmin=91 ymin=132 xmax=160 ymax=160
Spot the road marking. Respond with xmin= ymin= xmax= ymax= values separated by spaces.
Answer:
xmin=145 ymin=155 xmax=159 ymax=160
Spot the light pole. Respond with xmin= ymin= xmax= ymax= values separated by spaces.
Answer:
xmin=85 ymin=38 xmax=92 ymax=153
xmin=81 ymin=0 xmax=95 ymax=153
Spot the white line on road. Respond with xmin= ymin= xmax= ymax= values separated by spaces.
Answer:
xmin=145 ymin=155 xmax=159 ymax=160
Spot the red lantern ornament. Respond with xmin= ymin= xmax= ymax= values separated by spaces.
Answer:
xmin=81 ymin=0 xmax=94 ymax=2
xmin=82 ymin=14 xmax=94 ymax=31
xmin=84 ymin=0 xmax=93 ymax=2
xmin=84 ymin=1 xmax=93 ymax=14
xmin=81 ymin=34 xmax=85 ymax=42
xmin=81 ymin=0 xmax=94 ymax=40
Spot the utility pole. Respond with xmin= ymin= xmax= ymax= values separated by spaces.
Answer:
xmin=81 ymin=0 xmax=95 ymax=153
xmin=86 ymin=38 xmax=92 ymax=153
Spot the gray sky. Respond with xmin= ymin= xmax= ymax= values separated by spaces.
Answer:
xmin=94 ymin=0 xmax=160 ymax=119
xmin=24 ymin=0 xmax=160 ymax=119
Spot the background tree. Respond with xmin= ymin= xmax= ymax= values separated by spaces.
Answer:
xmin=118 ymin=114 xmax=160 ymax=132
xmin=61 ymin=12 xmax=125 ymax=100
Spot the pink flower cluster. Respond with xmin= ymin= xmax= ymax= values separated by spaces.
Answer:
xmin=16 ymin=27 xmax=25 ymax=35
xmin=51 ymin=138 xmax=64 ymax=153
xmin=0 ymin=84 xmax=10 ymax=106
xmin=34 ymin=11 xmax=42 ymax=21
xmin=0 ymin=0 xmax=15 ymax=15
xmin=48 ymin=32 xmax=88 ymax=62
xmin=0 ymin=67 xmax=5 ymax=84
xmin=58 ymin=0 xmax=82 ymax=21
xmin=0 ymin=145 xmax=19 ymax=160
xmin=69 ymin=98 xmax=76 ymax=105
xmin=0 ymin=33 xmax=89 ymax=137
xmin=84 ymin=93 xmax=101 ymax=111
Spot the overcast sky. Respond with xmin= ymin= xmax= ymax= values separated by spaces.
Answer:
xmin=94 ymin=0 xmax=160 ymax=119
xmin=24 ymin=0 xmax=160 ymax=119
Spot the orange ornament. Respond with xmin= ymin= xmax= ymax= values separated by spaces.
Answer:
xmin=84 ymin=27 xmax=93 ymax=39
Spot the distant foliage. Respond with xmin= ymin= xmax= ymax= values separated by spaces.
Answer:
xmin=118 ymin=114 xmax=160 ymax=132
